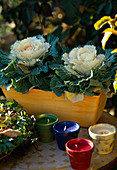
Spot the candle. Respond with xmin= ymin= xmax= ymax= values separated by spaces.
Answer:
xmin=72 ymin=142 xmax=93 ymax=151
xmin=98 ymin=129 xmax=110 ymax=134
xmin=35 ymin=113 xmax=58 ymax=143
xmin=66 ymin=138 xmax=94 ymax=170
xmin=88 ymin=123 xmax=116 ymax=154
xmin=63 ymin=126 xmax=67 ymax=131
xmin=37 ymin=117 xmax=55 ymax=124
xmin=53 ymin=121 xmax=80 ymax=151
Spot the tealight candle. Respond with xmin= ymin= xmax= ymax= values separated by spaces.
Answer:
xmin=88 ymin=123 xmax=116 ymax=154
xmin=53 ymin=121 xmax=80 ymax=151
xmin=66 ymin=138 xmax=94 ymax=170
xmin=35 ymin=113 xmax=58 ymax=143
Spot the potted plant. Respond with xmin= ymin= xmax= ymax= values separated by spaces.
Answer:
xmin=0 ymin=99 xmax=37 ymax=160
xmin=0 ymin=33 xmax=116 ymax=127
xmin=94 ymin=14 xmax=117 ymax=92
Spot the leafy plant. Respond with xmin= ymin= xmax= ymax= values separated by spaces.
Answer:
xmin=0 ymin=99 xmax=37 ymax=158
xmin=50 ymin=47 xmax=117 ymax=98
xmin=94 ymin=14 xmax=117 ymax=94
xmin=0 ymin=32 xmax=117 ymax=102
xmin=1 ymin=0 xmax=117 ymax=48
xmin=0 ymin=34 xmax=66 ymax=94
xmin=94 ymin=14 xmax=117 ymax=52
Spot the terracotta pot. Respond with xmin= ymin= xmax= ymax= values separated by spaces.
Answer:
xmin=2 ymin=88 xmax=107 ymax=127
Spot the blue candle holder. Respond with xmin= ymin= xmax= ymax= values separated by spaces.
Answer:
xmin=53 ymin=121 xmax=80 ymax=151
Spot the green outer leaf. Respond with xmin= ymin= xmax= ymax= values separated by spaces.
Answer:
xmin=29 ymin=75 xmax=41 ymax=86
xmin=30 ymin=62 xmax=48 ymax=75
xmin=50 ymin=75 xmax=66 ymax=96
xmin=49 ymin=62 xmax=61 ymax=70
xmin=0 ymin=75 xmax=10 ymax=85
xmin=2 ymin=61 xmax=16 ymax=77
xmin=105 ymin=49 xmax=116 ymax=64
xmin=0 ymin=49 xmax=11 ymax=69
xmin=68 ymin=85 xmax=80 ymax=93
xmin=47 ymin=34 xmax=59 ymax=57
xmin=2 ymin=61 xmax=25 ymax=80
xmin=29 ymin=73 xmax=51 ymax=91
xmin=49 ymin=46 xmax=58 ymax=57
xmin=55 ymin=69 xmax=74 ymax=81
xmin=13 ymin=78 xmax=32 ymax=93
xmin=85 ymin=87 xmax=94 ymax=96
xmin=61 ymin=45 xmax=71 ymax=54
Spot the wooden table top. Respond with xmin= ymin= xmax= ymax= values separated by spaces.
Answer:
xmin=0 ymin=112 xmax=117 ymax=170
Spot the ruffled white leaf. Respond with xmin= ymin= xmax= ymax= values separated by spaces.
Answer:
xmin=64 ymin=91 xmax=84 ymax=103
xmin=10 ymin=36 xmax=50 ymax=67
xmin=62 ymin=45 xmax=105 ymax=76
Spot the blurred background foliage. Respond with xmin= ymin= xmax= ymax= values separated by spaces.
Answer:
xmin=0 ymin=0 xmax=117 ymax=115
xmin=0 ymin=0 xmax=117 ymax=50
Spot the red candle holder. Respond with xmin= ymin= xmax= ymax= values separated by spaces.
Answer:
xmin=66 ymin=138 xmax=94 ymax=170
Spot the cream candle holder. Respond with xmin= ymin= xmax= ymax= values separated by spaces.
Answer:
xmin=88 ymin=123 xmax=116 ymax=154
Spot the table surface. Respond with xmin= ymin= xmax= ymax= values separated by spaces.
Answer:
xmin=0 ymin=112 xmax=117 ymax=170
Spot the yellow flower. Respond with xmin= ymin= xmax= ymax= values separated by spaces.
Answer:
xmin=113 ymin=71 xmax=117 ymax=93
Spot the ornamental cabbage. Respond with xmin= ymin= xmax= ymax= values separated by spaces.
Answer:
xmin=10 ymin=36 xmax=50 ymax=67
xmin=62 ymin=45 xmax=105 ymax=76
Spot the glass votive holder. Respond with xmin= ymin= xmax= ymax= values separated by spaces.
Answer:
xmin=88 ymin=123 xmax=116 ymax=154
xmin=66 ymin=138 xmax=94 ymax=170
xmin=53 ymin=121 xmax=80 ymax=151
xmin=35 ymin=113 xmax=58 ymax=143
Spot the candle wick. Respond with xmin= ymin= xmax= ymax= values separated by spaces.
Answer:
xmin=75 ymin=144 xmax=78 ymax=148
xmin=64 ymin=126 xmax=67 ymax=131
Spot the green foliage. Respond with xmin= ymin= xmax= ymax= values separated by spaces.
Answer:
xmin=0 ymin=31 xmax=117 ymax=97
xmin=0 ymin=49 xmax=11 ymax=69
xmin=50 ymin=48 xmax=117 ymax=96
xmin=0 ymin=34 xmax=67 ymax=93
xmin=1 ymin=0 xmax=117 ymax=48
xmin=47 ymin=34 xmax=59 ymax=57
xmin=50 ymin=75 xmax=66 ymax=97
xmin=0 ymin=100 xmax=37 ymax=158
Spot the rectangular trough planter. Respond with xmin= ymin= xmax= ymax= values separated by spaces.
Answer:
xmin=2 ymin=88 xmax=107 ymax=127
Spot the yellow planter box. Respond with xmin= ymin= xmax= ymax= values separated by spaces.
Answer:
xmin=2 ymin=88 xmax=107 ymax=127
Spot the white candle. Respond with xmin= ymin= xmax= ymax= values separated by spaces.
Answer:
xmin=98 ymin=129 xmax=110 ymax=134
xmin=88 ymin=123 xmax=116 ymax=154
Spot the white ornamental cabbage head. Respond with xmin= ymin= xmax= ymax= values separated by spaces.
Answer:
xmin=62 ymin=45 xmax=105 ymax=76
xmin=10 ymin=36 xmax=50 ymax=67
